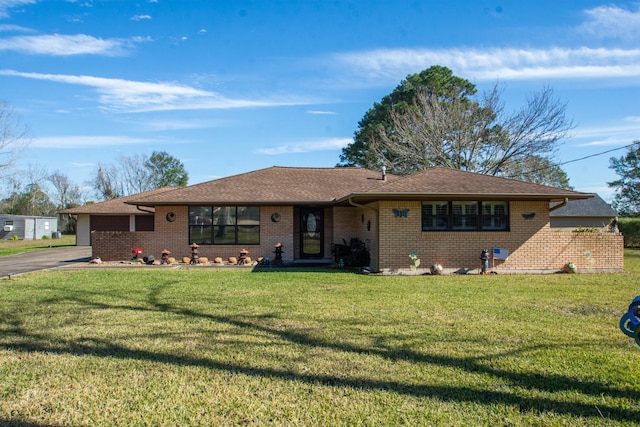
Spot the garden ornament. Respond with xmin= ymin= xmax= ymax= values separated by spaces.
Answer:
xmin=619 ymin=296 xmax=640 ymax=347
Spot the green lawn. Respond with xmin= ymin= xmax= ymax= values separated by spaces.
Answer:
xmin=0 ymin=234 xmax=76 ymax=256
xmin=1 ymin=255 xmax=640 ymax=425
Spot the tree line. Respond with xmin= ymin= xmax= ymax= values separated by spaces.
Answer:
xmin=1 ymin=151 xmax=188 ymax=210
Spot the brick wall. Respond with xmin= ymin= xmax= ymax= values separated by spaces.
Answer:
xmin=91 ymin=201 xmax=624 ymax=272
xmin=377 ymin=200 xmax=623 ymax=272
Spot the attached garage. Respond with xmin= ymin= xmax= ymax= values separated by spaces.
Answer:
xmin=60 ymin=188 xmax=175 ymax=246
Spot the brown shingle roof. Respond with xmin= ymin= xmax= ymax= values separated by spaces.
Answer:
xmin=339 ymin=167 xmax=593 ymax=203
xmin=59 ymin=187 xmax=176 ymax=215
xmin=119 ymin=166 xmax=592 ymax=208
xmin=126 ymin=166 xmax=397 ymax=206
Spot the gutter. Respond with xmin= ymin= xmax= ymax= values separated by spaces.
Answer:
xmin=348 ymin=197 xmax=378 ymax=211
xmin=549 ymin=198 xmax=569 ymax=212
xmin=135 ymin=205 xmax=155 ymax=214
xmin=338 ymin=192 xmax=594 ymax=204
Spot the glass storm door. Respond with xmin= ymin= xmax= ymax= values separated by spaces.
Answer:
xmin=300 ymin=208 xmax=323 ymax=258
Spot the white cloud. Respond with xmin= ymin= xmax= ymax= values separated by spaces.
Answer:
xmin=331 ymin=46 xmax=640 ymax=85
xmin=0 ymin=0 xmax=36 ymax=19
xmin=0 ymin=69 xmax=312 ymax=112
xmin=578 ymin=136 xmax=634 ymax=147
xmin=142 ymin=118 xmax=229 ymax=131
xmin=32 ymin=135 xmax=157 ymax=149
xmin=0 ymin=34 xmax=142 ymax=56
xmin=571 ymin=118 xmax=640 ymax=147
xmin=306 ymin=110 xmax=337 ymax=115
xmin=254 ymin=137 xmax=351 ymax=155
xmin=579 ymin=5 xmax=640 ymax=41
xmin=0 ymin=24 xmax=34 ymax=33
xmin=131 ymin=14 xmax=151 ymax=21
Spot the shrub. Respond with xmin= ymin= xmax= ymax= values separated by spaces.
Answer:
xmin=619 ymin=218 xmax=640 ymax=247
xmin=572 ymin=226 xmax=598 ymax=233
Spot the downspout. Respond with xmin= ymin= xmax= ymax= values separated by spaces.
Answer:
xmin=549 ymin=198 xmax=569 ymax=212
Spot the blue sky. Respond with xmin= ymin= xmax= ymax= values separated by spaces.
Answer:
xmin=1 ymin=0 xmax=640 ymax=203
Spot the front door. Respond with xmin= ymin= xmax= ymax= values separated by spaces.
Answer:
xmin=300 ymin=208 xmax=323 ymax=259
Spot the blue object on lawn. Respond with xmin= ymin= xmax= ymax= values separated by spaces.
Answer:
xmin=620 ymin=296 xmax=640 ymax=347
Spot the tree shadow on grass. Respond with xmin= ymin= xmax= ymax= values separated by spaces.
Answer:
xmin=0 ymin=420 xmax=64 ymax=427
xmin=1 ymin=284 xmax=639 ymax=424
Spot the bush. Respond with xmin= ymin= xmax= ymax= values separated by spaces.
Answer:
xmin=619 ymin=218 xmax=640 ymax=247
xmin=331 ymin=238 xmax=371 ymax=268
xmin=572 ymin=226 xmax=598 ymax=233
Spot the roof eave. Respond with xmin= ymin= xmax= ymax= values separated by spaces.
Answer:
xmin=124 ymin=199 xmax=338 ymax=207
xmin=337 ymin=192 xmax=595 ymax=204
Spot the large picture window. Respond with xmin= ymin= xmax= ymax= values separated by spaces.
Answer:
xmin=189 ymin=206 xmax=260 ymax=245
xmin=422 ymin=201 xmax=508 ymax=231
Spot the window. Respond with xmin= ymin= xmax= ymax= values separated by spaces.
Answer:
xmin=421 ymin=201 xmax=449 ymax=231
xmin=189 ymin=206 xmax=260 ymax=245
xmin=452 ymin=201 xmax=478 ymax=230
xmin=482 ymin=201 xmax=508 ymax=230
xmin=422 ymin=201 xmax=508 ymax=231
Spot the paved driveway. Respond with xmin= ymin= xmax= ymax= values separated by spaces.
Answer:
xmin=0 ymin=246 xmax=92 ymax=278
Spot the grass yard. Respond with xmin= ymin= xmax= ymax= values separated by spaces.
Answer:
xmin=1 ymin=254 xmax=640 ymax=425
xmin=0 ymin=234 xmax=76 ymax=257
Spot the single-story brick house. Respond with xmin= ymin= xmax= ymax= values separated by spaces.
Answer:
xmin=63 ymin=166 xmax=624 ymax=273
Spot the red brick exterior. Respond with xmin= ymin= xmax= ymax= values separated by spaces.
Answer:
xmin=92 ymin=200 xmax=623 ymax=272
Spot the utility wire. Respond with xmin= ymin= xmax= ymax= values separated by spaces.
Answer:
xmin=505 ymin=140 xmax=640 ymax=179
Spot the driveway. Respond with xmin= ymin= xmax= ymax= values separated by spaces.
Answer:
xmin=0 ymin=246 xmax=92 ymax=278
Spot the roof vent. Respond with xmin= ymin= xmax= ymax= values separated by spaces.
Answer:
xmin=382 ymin=165 xmax=387 ymax=181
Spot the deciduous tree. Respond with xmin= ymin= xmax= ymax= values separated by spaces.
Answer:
xmin=49 ymin=170 xmax=84 ymax=233
xmin=1 ymin=183 xmax=55 ymax=216
xmin=0 ymin=101 xmax=30 ymax=177
xmin=338 ymin=66 xmax=572 ymax=188
xmin=92 ymin=151 xmax=188 ymax=200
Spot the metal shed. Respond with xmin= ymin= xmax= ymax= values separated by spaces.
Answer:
xmin=0 ymin=214 xmax=59 ymax=240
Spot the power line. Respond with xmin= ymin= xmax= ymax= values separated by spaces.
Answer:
xmin=505 ymin=140 xmax=640 ymax=179
xmin=556 ymin=140 xmax=640 ymax=168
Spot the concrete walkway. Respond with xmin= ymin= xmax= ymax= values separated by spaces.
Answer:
xmin=0 ymin=246 xmax=92 ymax=278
